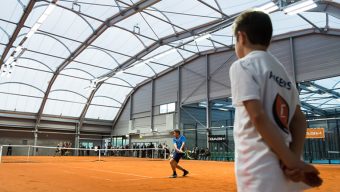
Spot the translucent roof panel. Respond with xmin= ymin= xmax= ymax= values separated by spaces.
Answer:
xmin=91 ymin=27 xmax=148 ymax=61
xmin=218 ymin=0 xmax=268 ymax=15
xmin=0 ymin=20 xmax=17 ymax=45
xmin=57 ymin=0 xmax=120 ymax=21
xmin=85 ymin=105 xmax=120 ymax=120
xmin=86 ymin=84 xmax=132 ymax=120
xmin=0 ymin=0 xmax=26 ymax=23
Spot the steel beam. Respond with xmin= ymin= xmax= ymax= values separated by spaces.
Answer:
xmin=151 ymin=79 xmax=155 ymax=131
xmin=297 ymin=13 xmax=323 ymax=32
xmin=290 ymin=37 xmax=297 ymax=81
xmin=196 ymin=0 xmax=229 ymax=18
xmin=300 ymin=101 xmax=328 ymax=116
xmin=308 ymin=82 xmax=340 ymax=98
xmin=177 ymin=66 xmax=181 ymax=129
xmin=205 ymin=54 xmax=211 ymax=149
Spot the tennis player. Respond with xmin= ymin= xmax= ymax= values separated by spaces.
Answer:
xmin=169 ymin=129 xmax=189 ymax=178
xmin=229 ymin=10 xmax=321 ymax=191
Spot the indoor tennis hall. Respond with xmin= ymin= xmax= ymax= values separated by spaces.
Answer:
xmin=0 ymin=0 xmax=340 ymax=192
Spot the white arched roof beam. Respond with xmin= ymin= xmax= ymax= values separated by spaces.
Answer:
xmin=62 ymin=68 xmax=96 ymax=79
xmin=33 ymin=2 xmax=96 ymax=32
xmin=0 ymin=26 xmax=11 ymax=43
xmin=93 ymin=95 xmax=123 ymax=105
xmin=49 ymin=89 xmax=88 ymax=100
xmin=16 ymin=0 xmax=26 ymax=10
xmin=17 ymin=57 xmax=54 ymax=72
xmin=0 ymin=82 xmax=45 ymax=95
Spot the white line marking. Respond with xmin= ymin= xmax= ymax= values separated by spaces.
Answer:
xmin=70 ymin=166 xmax=153 ymax=179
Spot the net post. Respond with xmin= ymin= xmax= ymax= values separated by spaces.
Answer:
xmin=152 ymin=148 xmax=154 ymax=159
xmin=26 ymin=145 xmax=31 ymax=162
xmin=99 ymin=149 xmax=101 ymax=161
xmin=0 ymin=145 xmax=3 ymax=163
xmin=164 ymin=148 xmax=166 ymax=160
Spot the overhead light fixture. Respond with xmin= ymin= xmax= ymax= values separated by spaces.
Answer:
xmin=257 ymin=2 xmax=279 ymax=14
xmin=115 ymin=71 xmax=124 ymax=76
xmin=283 ymin=0 xmax=317 ymax=15
xmin=153 ymin=48 xmax=177 ymax=60
xmin=25 ymin=3 xmax=56 ymax=39
xmin=30 ymin=23 xmax=41 ymax=34
xmin=37 ymin=14 xmax=48 ymax=24
xmin=5 ymin=56 xmax=14 ymax=65
xmin=11 ymin=61 xmax=17 ymax=67
xmin=194 ymin=33 xmax=212 ymax=43
xmin=0 ymin=65 xmax=7 ymax=77
xmin=135 ymin=58 xmax=154 ymax=67
xmin=7 ymin=68 xmax=13 ymax=78
xmin=1 ymin=3 xmax=56 ymax=78
xmin=14 ymin=46 xmax=23 ymax=53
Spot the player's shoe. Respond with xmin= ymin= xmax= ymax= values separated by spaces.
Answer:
xmin=183 ymin=170 xmax=189 ymax=177
xmin=169 ymin=174 xmax=177 ymax=178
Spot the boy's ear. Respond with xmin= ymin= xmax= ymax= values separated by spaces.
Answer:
xmin=237 ymin=31 xmax=247 ymax=45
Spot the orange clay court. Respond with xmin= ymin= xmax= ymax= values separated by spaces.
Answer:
xmin=0 ymin=157 xmax=339 ymax=192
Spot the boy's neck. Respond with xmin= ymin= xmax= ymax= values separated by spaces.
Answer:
xmin=242 ymin=44 xmax=267 ymax=58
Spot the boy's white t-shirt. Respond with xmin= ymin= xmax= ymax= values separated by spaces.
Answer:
xmin=229 ymin=50 xmax=309 ymax=192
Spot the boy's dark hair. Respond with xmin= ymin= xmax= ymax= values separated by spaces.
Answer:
xmin=173 ymin=129 xmax=180 ymax=135
xmin=233 ymin=10 xmax=273 ymax=47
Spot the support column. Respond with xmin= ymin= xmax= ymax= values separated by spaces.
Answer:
xmin=130 ymin=95 xmax=133 ymax=120
xmin=151 ymin=79 xmax=155 ymax=132
xmin=290 ymin=37 xmax=297 ymax=82
xmin=177 ymin=66 xmax=182 ymax=130
xmin=337 ymin=119 xmax=340 ymax=159
xmin=206 ymin=54 xmax=211 ymax=149
xmin=33 ymin=123 xmax=38 ymax=155
xmin=74 ymin=123 xmax=80 ymax=156
xmin=33 ymin=131 xmax=38 ymax=156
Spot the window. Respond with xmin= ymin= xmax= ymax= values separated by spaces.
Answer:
xmin=160 ymin=104 xmax=168 ymax=114
xmin=168 ymin=103 xmax=176 ymax=112
xmin=160 ymin=103 xmax=176 ymax=114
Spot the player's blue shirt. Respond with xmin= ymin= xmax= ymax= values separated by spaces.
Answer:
xmin=173 ymin=135 xmax=186 ymax=149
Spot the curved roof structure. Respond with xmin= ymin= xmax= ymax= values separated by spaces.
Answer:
xmin=0 ymin=0 xmax=339 ymax=125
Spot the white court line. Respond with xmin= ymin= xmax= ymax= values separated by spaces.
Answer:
xmin=124 ymin=173 xmax=200 ymax=181
xmin=58 ymin=164 xmax=198 ymax=181
xmin=70 ymin=166 xmax=153 ymax=179
xmin=63 ymin=170 xmax=113 ymax=181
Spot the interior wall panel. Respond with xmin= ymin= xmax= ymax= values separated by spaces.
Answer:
xmin=114 ymin=99 xmax=131 ymax=135
xmin=268 ymin=39 xmax=294 ymax=78
xmin=181 ymin=57 xmax=207 ymax=104
xmin=209 ymin=51 xmax=235 ymax=100
xmin=154 ymin=70 xmax=178 ymax=106
xmin=295 ymin=34 xmax=340 ymax=81
xmin=133 ymin=83 xmax=152 ymax=113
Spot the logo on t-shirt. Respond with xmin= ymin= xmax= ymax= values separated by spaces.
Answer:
xmin=273 ymin=94 xmax=289 ymax=134
xmin=269 ymin=71 xmax=292 ymax=90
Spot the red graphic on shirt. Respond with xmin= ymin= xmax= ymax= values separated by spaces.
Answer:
xmin=273 ymin=94 xmax=289 ymax=134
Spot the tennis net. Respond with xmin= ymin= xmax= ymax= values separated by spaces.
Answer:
xmin=0 ymin=145 xmax=168 ymax=163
